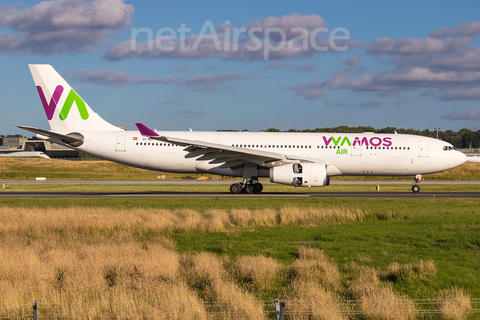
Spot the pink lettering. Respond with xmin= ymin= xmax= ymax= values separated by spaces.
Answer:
xmin=323 ymin=136 xmax=332 ymax=146
xmin=353 ymin=137 xmax=361 ymax=146
xmin=361 ymin=137 xmax=369 ymax=147
xmin=383 ymin=137 xmax=392 ymax=147
xmin=370 ymin=137 xmax=382 ymax=147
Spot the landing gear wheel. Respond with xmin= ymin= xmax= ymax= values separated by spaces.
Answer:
xmin=254 ymin=183 xmax=263 ymax=193
xmin=230 ymin=183 xmax=242 ymax=194
xmin=412 ymin=185 xmax=420 ymax=193
xmin=245 ymin=184 xmax=255 ymax=194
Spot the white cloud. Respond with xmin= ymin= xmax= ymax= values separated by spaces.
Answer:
xmin=0 ymin=0 xmax=133 ymax=55
xmin=69 ymin=69 xmax=247 ymax=92
xmin=441 ymin=109 xmax=480 ymax=120
xmin=429 ymin=20 xmax=480 ymax=38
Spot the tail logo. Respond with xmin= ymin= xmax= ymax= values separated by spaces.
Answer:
xmin=37 ymin=85 xmax=90 ymax=121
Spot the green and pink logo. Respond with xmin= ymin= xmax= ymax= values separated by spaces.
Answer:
xmin=323 ymin=136 xmax=392 ymax=147
xmin=37 ymin=85 xmax=89 ymax=120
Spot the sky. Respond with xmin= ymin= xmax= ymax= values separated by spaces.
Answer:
xmin=1 ymin=0 xmax=480 ymax=134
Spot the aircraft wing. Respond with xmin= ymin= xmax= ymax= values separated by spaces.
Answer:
xmin=16 ymin=125 xmax=83 ymax=145
xmin=135 ymin=123 xmax=331 ymax=168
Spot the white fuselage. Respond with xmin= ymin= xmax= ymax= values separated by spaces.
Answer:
xmin=70 ymin=131 xmax=467 ymax=178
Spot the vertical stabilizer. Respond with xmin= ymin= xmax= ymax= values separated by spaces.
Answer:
xmin=29 ymin=64 xmax=122 ymax=132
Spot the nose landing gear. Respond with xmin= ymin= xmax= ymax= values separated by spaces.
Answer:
xmin=412 ymin=174 xmax=422 ymax=193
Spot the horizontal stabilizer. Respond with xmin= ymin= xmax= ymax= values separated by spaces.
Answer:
xmin=16 ymin=125 xmax=83 ymax=146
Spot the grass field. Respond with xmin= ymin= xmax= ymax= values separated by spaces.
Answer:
xmin=1 ymin=158 xmax=480 ymax=181
xmin=0 ymin=197 xmax=478 ymax=319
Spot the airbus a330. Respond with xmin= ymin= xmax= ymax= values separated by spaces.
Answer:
xmin=18 ymin=65 xmax=467 ymax=194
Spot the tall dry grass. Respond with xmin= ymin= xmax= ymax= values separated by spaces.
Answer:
xmin=380 ymin=260 xmax=437 ymax=283
xmin=181 ymin=252 xmax=266 ymax=319
xmin=348 ymin=268 xmax=416 ymax=320
xmin=233 ymin=255 xmax=282 ymax=293
xmin=0 ymin=243 xmax=207 ymax=318
xmin=438 ymin=287 xmax=472 ymax=320
xmin=278 ymin=206 xmax=373 ymax=226
xmin=0 ymin=205 xmax=383 ymax=243
xmin=286 ymin=279 xmax=347 ymax=320
xmin=205 ymin=281 xmax=266 ymax=320
xmin=290 ymin=247 xmax=341 ymax=291
xmin=0 ymin=205 xmax=469 ymax=319
xmin=285 ymin=248 xmax=345 ymax=320
xmin=0 ymin=158 xmax=155 ymax=177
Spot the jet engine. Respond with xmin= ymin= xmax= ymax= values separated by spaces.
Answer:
xmin=269 ymin=163 xmax=330 ymax=187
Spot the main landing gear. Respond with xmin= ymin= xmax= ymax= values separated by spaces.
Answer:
xmin=230 ymin=179 xmax=263 ymax=194
xmin=411 ymin=174 xmax=422 ymax=193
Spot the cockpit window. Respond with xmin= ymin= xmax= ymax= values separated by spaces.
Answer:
xmin=443 ymin=146 xmax=456 ymax=151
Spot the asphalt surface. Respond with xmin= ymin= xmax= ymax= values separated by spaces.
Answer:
xmin=0 ymin=192 xmax=478 ymax=198
xmin=0 ymin=180 xmax=478 ymax=198
xmin=1 ymin=180 xmax=480 ymax=185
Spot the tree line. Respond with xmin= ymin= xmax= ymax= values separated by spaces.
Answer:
xmin=218 ymin=127 xmax=480 ymax=148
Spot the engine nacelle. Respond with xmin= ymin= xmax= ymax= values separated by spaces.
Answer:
xmin=269 ymin=163 xmax=330 ymax=187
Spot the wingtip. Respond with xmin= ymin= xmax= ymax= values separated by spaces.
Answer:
xmin=135 ymin=123 xmax=159 ymax=136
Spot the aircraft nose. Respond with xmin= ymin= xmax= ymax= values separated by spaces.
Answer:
xmin=455 ymin=151 xmax=468 ymax=166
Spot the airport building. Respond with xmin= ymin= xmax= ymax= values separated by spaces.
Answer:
xmin=0 ymin=134 xmax=79 ymax=158
xmin=0 ymin=134 xmax=28 ymax=147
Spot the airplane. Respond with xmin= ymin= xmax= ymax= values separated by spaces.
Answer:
xmin=18 ymin=64 xmax=467 ymax=194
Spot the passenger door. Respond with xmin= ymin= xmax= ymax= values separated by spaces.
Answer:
xmin=418 ymin=141 xmax=428 ymax=157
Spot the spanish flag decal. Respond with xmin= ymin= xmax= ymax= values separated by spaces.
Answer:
xmin=133 ymin=137 xmax=138 ymax=140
